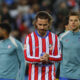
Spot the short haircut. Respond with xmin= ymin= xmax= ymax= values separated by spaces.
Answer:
xmin=0 ymin=23 xmax=11 ymax=34
xmin=33 ymin=11 xmax=53 ymax=29
xmin=69 ymin=11 xmax=80 ymax=20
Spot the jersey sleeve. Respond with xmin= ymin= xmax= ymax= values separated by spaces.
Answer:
xmin=48 ymin=35 xmax=62 ymax=62
xmin=16 ymin=40 xmax=25 ymax=80
xmin=24 ymin=35 xmax=40 ymax=63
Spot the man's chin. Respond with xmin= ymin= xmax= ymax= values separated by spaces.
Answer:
xmin=0 ymin=36 xmax=4 ymax=40
xmin=72 ymin=27 xmax=79 ymax=31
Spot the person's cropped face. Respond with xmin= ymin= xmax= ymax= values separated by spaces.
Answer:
xmin=36 ymin=18 xmax=49 ymax=36
xmin=2 ymin=7 xmax=8 ymax=14
xmin=0 ymin=27 xmax=7 ymax=37
xmin=68 ymin=16 xmax=80 ymax=31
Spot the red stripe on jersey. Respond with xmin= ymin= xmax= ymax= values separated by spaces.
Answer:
xmin=29 ymin=34 xmax=33 ymax=56
xmin=34 ymin=66 xmax=38 ymax=80
xmin=28 ymin=64 xmax=32 ymax=80
xmin=53 ymin=35 xmax=58 ymax=56
xmin=49 ymin=56 xmax=62 ymax=61
xmin=42 ymin=38 xmax=46 ymax=52
xmin=34 ymin=32 xmax=39 ymax=80
xmin=42 ymin=38 xmax=46 ymax=80
xmin=34 ymin=32 xmax=39 ymax=57
xmin=48 ymin=66 xmax=52 ymax=80
xmin=49 ymin=32 xmax=53 ymax=55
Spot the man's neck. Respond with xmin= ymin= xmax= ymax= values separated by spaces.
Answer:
xmin=37 ymin=31 xmax=47 ymax=37
xmin=0 ymin=34 xmax=9 ymax=40
xmin=73 ymin=27 xmax=79 ymax=32
xmin=4 ymin=35 xmax=9 ymax=39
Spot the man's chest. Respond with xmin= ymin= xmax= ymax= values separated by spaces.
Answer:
xmin=62 ymin=35 xmax=80 ymax=49
xmin=0 ymin=41 xmax=16 ymax=55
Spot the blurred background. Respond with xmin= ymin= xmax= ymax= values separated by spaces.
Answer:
xmin=0 ymin=0 xmax=80 ymax=80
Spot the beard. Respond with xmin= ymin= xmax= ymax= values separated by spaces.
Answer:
xmin=37 ymin=29 xmax=48 ymax=37
xmin=72 ymin=26 xmax=79 ymax=32
xmin=0 ymin=36 xmax=4 ymax=40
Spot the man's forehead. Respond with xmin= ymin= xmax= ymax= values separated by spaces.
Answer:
xmin=37 ymin=18 xmax=48 ymax=20
xmin=69 ymin=16 xmax=79 ymax=19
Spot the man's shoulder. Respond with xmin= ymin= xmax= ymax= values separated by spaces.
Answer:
xmin=59 ymin=31 xmax=70 ymax=41
xmin=26 ymin=32 xmax=34 ymax=37
xmin=9 ymin=36 xmax=22 ymax=48
xmin=49 ymin=32 xmax=56 ymax=36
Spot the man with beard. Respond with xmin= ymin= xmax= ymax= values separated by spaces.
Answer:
xmin=59 ymin=12 xmax=80 ymax=80
xmin=24 ymin=11 xmax=62 ymax=80
xmin=0 ymin=23 xmax=25 ymax=80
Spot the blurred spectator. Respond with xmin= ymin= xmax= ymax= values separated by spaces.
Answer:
xmin=9 ymin=3 xmax=19 ymax=18
xmin=17 ymin=0 xmax=30 ymax=14
xmin=19 ymin=19 xmax=30 ymax=43
xmin=67 ymin=0 xmax=79 ymax=11
xmin=23 ymin=3 xmax=40 ymax=30
xmin=1 ymin=4 xmax=12 ymax=23
xmin=53 ymin=2 xmax=69 ymax=34
xmin=16 ymin=13 xmax=23 ymax=29
xmin=3 ymin=0 xmax=15 ymax=6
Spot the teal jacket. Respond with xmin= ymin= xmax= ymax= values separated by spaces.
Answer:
xmin=0 ymin=37 xmax=25 ymax=80
xmin=59 ymin=31 xmax=80 ymax=79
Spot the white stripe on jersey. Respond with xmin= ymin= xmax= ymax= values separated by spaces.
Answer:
xmin=45 ymin=36 xmax=49 ymax=80
xmin=45 ymin=66 xmax=49 ymax=80
xmin=26 ymin=37 xmax=30 ymax=57
xmin=31 ymin=64 xmax=35 ymax=80
xmin=38 ymin=37 xmax=42 ymax=57
xmin=31 ymin=32 xmax=35 ymax=57
xmin=38 ymin=67 xmax=42 ymax=80
xmin=52 ymin=33 xmax=55 ymax=55
xmin=46 ymin=36 xmax=49 ymax=54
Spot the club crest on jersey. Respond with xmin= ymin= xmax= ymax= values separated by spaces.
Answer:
xmin=49 ymin=44 xmax=53 ymax=50
xmin=65 ymin=39 xmax=69 ymax=42
xmin=8 ymin=45 xmax=11 ymax=48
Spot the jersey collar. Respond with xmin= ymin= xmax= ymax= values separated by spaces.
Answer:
xmin=35 ymin=30 xmax=49 ymax=38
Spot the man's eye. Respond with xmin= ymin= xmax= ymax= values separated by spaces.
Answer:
xmin=39 ymin=24 xmax=42 ymax=26
xmin=75 ymin=20 xmax=78 ymax=22
xmin=43 ymin=24 xmax=48 ymax=26
xmin=70 ymin=20 xmax=73 ymax=22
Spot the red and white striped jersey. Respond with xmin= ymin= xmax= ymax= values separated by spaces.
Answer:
xmin=24 ymin=30 xmax=62 ymax=80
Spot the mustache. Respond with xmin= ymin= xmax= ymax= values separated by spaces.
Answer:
xmin=40 ymin=29 xmax=48 ymax=31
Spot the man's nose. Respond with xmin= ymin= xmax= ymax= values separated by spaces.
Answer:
xmin=72 ymin=21 xmax=75 ymax=24
xmin=41 ymin=25 xmax=44 ymax=29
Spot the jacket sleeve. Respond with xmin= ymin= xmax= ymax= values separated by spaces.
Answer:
xmin=16 ymin=41 xmax=25 ymax=80
xmin=24 ymin=36 xmax=41 ymax=63
xmin=48 ymin=35 xmax=62 ymax=62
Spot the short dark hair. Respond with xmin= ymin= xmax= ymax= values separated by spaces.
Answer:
xmin=0 ymin=23 xmax=12 ymax=34
xmin=33 ymin=11 xmax=53 ymax=29
xmin=69 ymin=11 xmax=80 ymax=20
